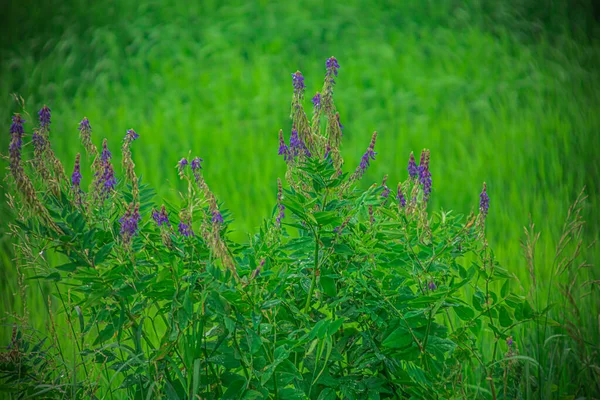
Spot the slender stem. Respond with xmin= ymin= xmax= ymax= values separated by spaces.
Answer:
xmin=304 ymin=229 xmax=320 ymax=314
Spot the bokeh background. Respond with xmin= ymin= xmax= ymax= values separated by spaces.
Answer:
xmin=1 ymin=0 xmax=599 ymax=329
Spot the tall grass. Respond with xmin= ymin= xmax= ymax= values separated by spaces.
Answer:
xmin=0 ymin=0 xmax=599 ymax=397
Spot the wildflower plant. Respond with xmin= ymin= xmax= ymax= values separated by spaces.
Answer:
xmin=1 ymin=58 xmax=553 ymax=399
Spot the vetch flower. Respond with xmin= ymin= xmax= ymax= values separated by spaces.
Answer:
xmin=276 ymin=178 xmax=285 ymax=227
xmin=177 ymin=157 xmax=188 ymax=179
xmin=292 ymin=71 xmax=305 ymax=95
xmin=211 ymin=210 xmax=224 ymax=225
xmin=479 ymin=182 xmax=489 ymax=218
xmin=178 ymin=221 xmax=194 ymax=237
xmin=428 ymin=281 xmax=437 ymax=291
xmin=312 ymin=92 xmax=321 ymax=110
xmin=119 ymin=204 xmax=140 ymax=242
xmin=9 ymin=115 xmax=25 ymax=165
xmin=124 ymin=129 xmax=139 ymax=142
xmin=336 ymin=112 xmax=343 ymax=132
xmin=381 ymin=175 xmax=390 ymax=198
xmin=101 ymin=140 xmax=112 ymax=162
xmin=507 ymin=336 xmax=514 ymax=347
xmin=418 ymin=149 xmax=432 ymax=201
xmin=278 ymin=130 xmax=289 ymax=161
xmin=38 ymin=105 xmax=51 ymax=130
xmin=396 ymin=183 xmax=406 ymax=208
xmin=71 ymin=154 xmax=82 ymax=188
xmin=354 ymin=131 xmax=377 ymax=179
xmin=289 ymin=129 xmax=302 ymax=157
xmin=152 ymin=205 xmax=170 ymax=227
xmin=326 ymin=56 xmax=340 ymax=78
xmin=407 ymin=152 xmax=418 ymax=179
xmin=78 ymin=117 xmax=96 ymax=156
xmin=94 ymin=139 xmax=117 ymax=200
xmin=191 ymin=156 xmax=204 ymax=183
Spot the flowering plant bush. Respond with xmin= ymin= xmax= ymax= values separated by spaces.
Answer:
xmin=1 ymin=58 xmax=535 ymax=399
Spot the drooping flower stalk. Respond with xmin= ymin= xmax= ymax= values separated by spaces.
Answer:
xmin=351 ymin=131 xmax=377 ymax=181
xmin=278 ymin=130 xmax=290 ymax=162
xmin=290 ymin=71 xmax=315 ymax=155
xmin=78 ymin=117 xmax=97 ymax=158
xmin=36 ymin=105 xmax=66 ymax=186
xmin=191 ymin=156 xmax=204 ymax=185
xmin=479 ymin=182 xmax=489 ymax=218
xmin=381 ymin=175 xmax=390 ymax=198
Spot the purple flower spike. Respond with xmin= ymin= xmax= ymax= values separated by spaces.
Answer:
xmin=125 ymin=129 xmax=139 ymax=142
xmin=292 ymin=71 xmax=305 ymax=94
xmin=336 ymin=112 xmax=343 ymax=132
xmin=357 ymin=132 xmax=378 ymax=177
xmin=407 ymin=152 xmax=418 ymax=179
xmin=119 ymin=204 xmax=141 ymax=242
xmin=312 ymin=92 xmax=321 ymax=110
xmin=71 ymin=154 xmax=82 ymax=188
xmin=38 ymin=105 xmax=51 ymax=129
xmin=211 ymin=210 xmax=224 ymax=225
xmin=78 ymin=117 xmax=91 ymax=133
xmin=396 ymin=184 xmax=406 ymax=208
xmin=276 ymin=203 xmax=285 ymax=226
xmin=152 ymin=205 xmax=170 ymax=227
xmin=178 ymin=158 xmax=188 ymax=168
xmin=178 ymin=221 xmax=194 ymax=237
xmin=479 ymin=183 xmax=489 ymax=217
xmin=507 ymin=336 xmax=514 ymax=347
xmin=418 ymin=149 xmax=432 ymax=201
xmin=289 ymin=129 xmax=302 ymax=157
xmin=9 ymin=115 xmax=25 ymax=162
xmin=101 ymin=140 xmax=112 ymax=162
xmin=191 ymin=157 xmax=203 ymax=171
xmin=278 ymin=130 xmax=289 ymax=161
xmin=326 ymin=56 xmax=340 ymax=77
xmin=32 ymin=130 xmax=46 ymax=153
xmin=381 ymin=175 xmax=390 ymax=198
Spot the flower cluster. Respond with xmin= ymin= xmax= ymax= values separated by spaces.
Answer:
xmin=353 ymin=131 xmax=377 ymax=180
xmin=278 ymin=130 xmax=289 ymax=161
xmin=418 ymin=149 xmax=432 ymax=201
xmin=397 ymin=183 xmax=407 ymax=208
xmin=312 ymin=92 xmax=321 ymax=111
xmin=479 ymin=182 xmax=489 ymax=218
xmin=381 ymin=175 xmax=390 ymax=198
xmin=78 ymin=117 xmax=97 ymax=156
xmin=177 ymin=158 xmax=188 ymax=179
xmin=407 ymin=152 xmax=418 ymax=179
xmin=178 ymin=220 xmax=194 ymax=237
xmin=326 ymin=56 xmax=340 ymax=79
xmin=119 ymin=204 xmax=140 ymax=242
xmin=292 ymin=71 xmax=305 ymax=96
xmin=38 ymin=105 xmax=51 ymax=130
xmin=9 ymin=115 xmax=25 ymax=171
xmin=71 ymin=154 xmax=82 ymax=188
xmin=93 ymin=139 xmax=117 ymax=200
xmin=191 ymin=156 xmax=203 ymax=183
xmin=152 ymin=205 xmax=170 ymax=227
xmin=124 ymin=129 xmax=139 ymax=142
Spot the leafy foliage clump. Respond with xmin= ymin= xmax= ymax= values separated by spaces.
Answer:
xmin=1 ymin=59 xmax=548 ymax=399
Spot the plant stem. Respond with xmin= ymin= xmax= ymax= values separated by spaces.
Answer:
xmin=304 ymin=229 xmax=320 ymax=314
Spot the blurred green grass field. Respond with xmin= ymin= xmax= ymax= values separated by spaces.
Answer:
xmin=1 ymin=0 xmax=599 ymax=329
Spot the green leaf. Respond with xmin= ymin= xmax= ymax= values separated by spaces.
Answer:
xmin=499 ymin=305 xmax=513 ymax=328
xmin=313 ymin=211 xmax=341 ymax=227
xmin=93 ymin=324 xmax=115 ymax=346
xmin=327 ymin=319 xmax=344 ymax=336
xmin=317 ymin=388 xmax=337 ymax=400
xmin=94 ymin=243 xmax=114 ymax=265
xmin=382 ymin=326 xmax=413 ymax=349
xmin=453 ymin=304 xmax=475 ymax=321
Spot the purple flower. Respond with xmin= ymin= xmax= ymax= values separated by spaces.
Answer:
xmin=312 ymin=92 xmax=321 ymax=110
xmin=152 ymin=205 xmax=170 ymax=227
xmin=335 ymin=112 xmax=343 ymax=132
xmin=9 ymin=115 xmax=25 ymax=161
xmin=326 ymin=56 xmax=340 ymax=77
xmin=278 ymin=130 xmax=289 ymax=161
xmin=292 ymin=71 xmax=305 ymax=95
xmin=191 ymin=157 xmax=203 ymax=170
xmin=211 ymin=210 xmax=224 ymax=224
xmin=479 ymin=183 xmax=489 ymax=217
xmin=357 ymin=132 xmax=378 ymax=177
xmin=78 ymin=117 xmax=91 ymax=133
xmin=418 ymin=149 xmax=432 ymax=201
xmin=177 ymin=157 xmax=188 ymax=178
xmin=289 ymin=129 xmax=302 ymax=157
xmin=71 ymin=154 xmax=82 ymax=188
xmin=94 ymin=139 xmax=117 ymax=199
xmin=276 ymin=203 xmax=285 ymax=226
xmin=324 ymin=144 xmax=331 ymax=160
xmin=407 ymin=152 xmax=418 ymax=179
xmin=119 ymin=204 xmax=140 ymax=241
xmin=124 ymin=129 xmax=139 ymax=142
xmin=381 ymin=175 xmax=390 ymax=198
xmin=38 ymin=105 xmax=51 ymax=129
xmin=178 ymin=221 xmax=194 ymax=237
xmin=396 ymin=184 xmax=406 ymax=208
xmin=507 ymin=336 xmax=513 ymax=347
xmin=32 ymin=130 xmax=46 ymax=153
xmin=101 ymin=140 xmax=112 ymax=162
xmin=428 ymin=281 xmax=437 ymax=291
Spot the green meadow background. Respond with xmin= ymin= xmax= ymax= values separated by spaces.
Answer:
xmin=0 ymin=0 xmax=599 ymax=340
